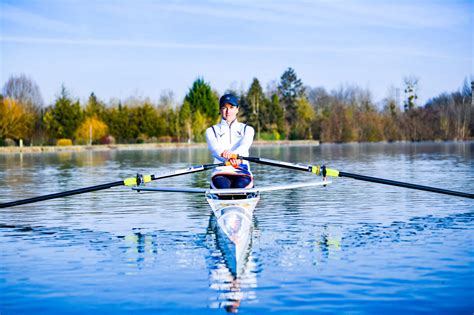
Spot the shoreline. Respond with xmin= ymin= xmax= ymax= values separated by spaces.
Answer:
xmin=0 ymin=139 xmax=471 ymax=155
xmin=0 ymin=140 xmax=321 ymax=154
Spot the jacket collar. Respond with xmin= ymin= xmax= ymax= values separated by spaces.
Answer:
xmin=219 ymin=118 xmax=238 ymax=127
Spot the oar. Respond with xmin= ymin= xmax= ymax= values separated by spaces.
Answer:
xmin=0 ymin=162 xmax=226 ymax=208
xmin=234 ymin=155 xmax=473 ymax=199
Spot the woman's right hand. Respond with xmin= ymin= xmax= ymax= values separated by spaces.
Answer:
xmin=220 ymin=150 xmax=233 ymax=159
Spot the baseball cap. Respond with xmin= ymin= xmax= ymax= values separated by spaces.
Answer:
xmin=219 ymin=93 xmax=238 ymax=108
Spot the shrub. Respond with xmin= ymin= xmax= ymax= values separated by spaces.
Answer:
xmin=158 ymin=136 xmax=172 ymax=143
xmin=100 ymin=135 xmax=116 ymax=145
xmin=260 ymin=131 xmax=281 ymax=141
xmin=56 ymin=138 xmax=73 ymax=146
xmin=3 ymin=138 xmax=16 ymax=146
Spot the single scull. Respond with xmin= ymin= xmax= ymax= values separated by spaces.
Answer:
xmin=132 ymin=180 xmax=330 ymax=274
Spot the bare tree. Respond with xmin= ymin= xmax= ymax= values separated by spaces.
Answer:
xmin=403 ymin=75 xmax=419 ymax=111
xmin=382 ymin=86 xmax=402 ymax=116
xmin=2 ymin=74 xmax=44 ymax=111
xmin=158 ymin=89 xmax=176 ymax=108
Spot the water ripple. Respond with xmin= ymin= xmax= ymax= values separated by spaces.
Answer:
xmin=0 ymin=143 xmax=473 ymax=314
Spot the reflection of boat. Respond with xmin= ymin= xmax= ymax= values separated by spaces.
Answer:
xmin=207 ymin=192 xmax=258 ymax=276
xmin=135 ymin=181 xmax=329 ymax=313
xmin=133 ymin=181 xmax=330 ymax=274
xmin=207 ymin=211 xmax=258 ymax=313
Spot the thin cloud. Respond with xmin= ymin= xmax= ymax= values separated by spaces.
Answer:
xmin=157 ymin=0 xmax=467 ymax=30
xmin=0 ymin=3 xmax=75 ymax=33
xmin=1 ymin=35 xmax=465 ymax=61
xmin=2 ymin=1 xmax=468 ymax=40
xmin=322 ymin=1 xmax=468 ymax=29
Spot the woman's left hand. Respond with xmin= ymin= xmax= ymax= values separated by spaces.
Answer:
xmin=228 ymin=158 xmax=242 ymax=168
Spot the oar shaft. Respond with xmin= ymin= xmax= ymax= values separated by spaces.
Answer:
xmin=0 ymin=181 xmax=124 ymax=208
xmin=238 ymin=155 xmax=473 ymax=199
xmin=0 ymin=162 xmax=226 ymax=208
xmin=338 ymin=171 xmax=474 ymax=199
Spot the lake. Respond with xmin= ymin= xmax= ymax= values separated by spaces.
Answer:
xmin=0 ymin=142 xmax=472 ymax=314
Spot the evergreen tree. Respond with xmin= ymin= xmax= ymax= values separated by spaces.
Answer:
xmin=103 ymin=102 xmax=134 ymax=143
xmin=237 ymin=90 xmax=250 ymax=121
xmin=85 ymin=92 xmax=106 ymax=118
xmin=163 ymin=107 xmax=179 ymax=140
xmin=134 ymin=102 xmax=159 ymax=139
xmin=278 ymin=68 xmax=305 ymax=130
xmin=268 ymin=94 xmax=285 ymax=136
xmin=43 ymin=86 xmax=83 ymax=140
xmin=179 ymin=100 xmax=192 ymax=142
xmin=192 ymin=110 xmax=208 ymax=142
xmin=246 ymin=78 xmax=266 ymax=139
xmin=184 ymin=78 xmax=219 ymax=123
xmin=293 ymin=98 xmax=315 ymax=139
xmin=155 ymin=104 xmax=173 ymax=138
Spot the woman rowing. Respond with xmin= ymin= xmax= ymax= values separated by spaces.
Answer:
xmin=205 ymin=93 xmax=255 ymax=189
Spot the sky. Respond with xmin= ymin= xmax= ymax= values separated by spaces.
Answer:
xmin=0 ymin=0 xmax=472 ymax=108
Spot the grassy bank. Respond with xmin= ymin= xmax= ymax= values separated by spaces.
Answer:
xmin=0 ymin=140 xmax=320 ymax=154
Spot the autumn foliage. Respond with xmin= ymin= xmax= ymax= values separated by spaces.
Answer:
xmin=1 ymin=72 xmax=472 ymax=146
xmin=74 ymin=116 xmax=109 ymax=145
xmin=0 ymin=97 xmax=35 ymax=141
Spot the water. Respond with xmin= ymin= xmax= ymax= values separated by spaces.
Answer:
xmin=0 ymin=142 xmax=472 ymax=314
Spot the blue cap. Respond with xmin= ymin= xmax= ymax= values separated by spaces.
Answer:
xmin=219 ymin=94 xmax=238 ymax=107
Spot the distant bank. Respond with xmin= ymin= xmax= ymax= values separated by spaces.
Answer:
xmin=0 ymin=140 xmax=320 ymax=154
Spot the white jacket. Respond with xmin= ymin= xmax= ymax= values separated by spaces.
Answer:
xmin=205 ymin=119 xmax=254 ymax=175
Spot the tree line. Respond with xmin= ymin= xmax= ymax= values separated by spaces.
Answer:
xmin=0 ymin=69 xmax=472 ymax=146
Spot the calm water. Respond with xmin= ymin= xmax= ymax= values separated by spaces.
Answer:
xmin=0 ymin=142 xmax=473 ymax=314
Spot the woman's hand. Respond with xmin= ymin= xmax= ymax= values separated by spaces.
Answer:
xmin=220 ymin=150 xmax=233 ymax=159
xmin=221 ymin=151 xmax=241 ymax=168
xmin=228 ymin=158 xmax=242 ymax=168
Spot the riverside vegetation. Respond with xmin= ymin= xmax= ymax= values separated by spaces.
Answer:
xmin=0 ymin=69 xmax=472 ymax=146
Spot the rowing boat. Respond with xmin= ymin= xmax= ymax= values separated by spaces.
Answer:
xmin=207 ymin=191 xmax=259 ymax=275
xmin=132 ymin=180 xmax=330 ymax=275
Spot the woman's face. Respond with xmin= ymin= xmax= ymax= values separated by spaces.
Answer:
xmin=220 ymin=103 xmax=239 ymax=123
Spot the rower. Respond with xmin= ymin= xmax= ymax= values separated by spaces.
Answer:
xmin=205 ymin=93 xmax=255 ymax=189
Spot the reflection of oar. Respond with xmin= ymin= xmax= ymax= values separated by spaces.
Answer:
xmin=0 ymin=162 xmax=226 ymax=208
xmin=234 ymin=156 xmax=473 ymax=199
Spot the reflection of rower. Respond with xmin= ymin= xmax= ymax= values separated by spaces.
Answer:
xmin=223 ymin=278 xmax=242 ymax=314
xmin=207 ymin=214 xmax=258 ymax=313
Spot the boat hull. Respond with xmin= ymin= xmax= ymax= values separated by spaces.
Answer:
xmin=206 ymin=193 xmax=259 ymax=275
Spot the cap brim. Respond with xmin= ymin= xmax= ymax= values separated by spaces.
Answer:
xmin=221 ymin=102 xmax=238 ymax=107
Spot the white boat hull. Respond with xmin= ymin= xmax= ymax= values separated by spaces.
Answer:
xmin=131 ymin=180 xmax=331 ymax=274
xmin=206 ymin=193 xmax=259 ymax=275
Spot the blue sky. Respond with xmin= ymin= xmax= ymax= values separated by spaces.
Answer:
xmin=0 ymin=0 xmax=472 ymax=107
